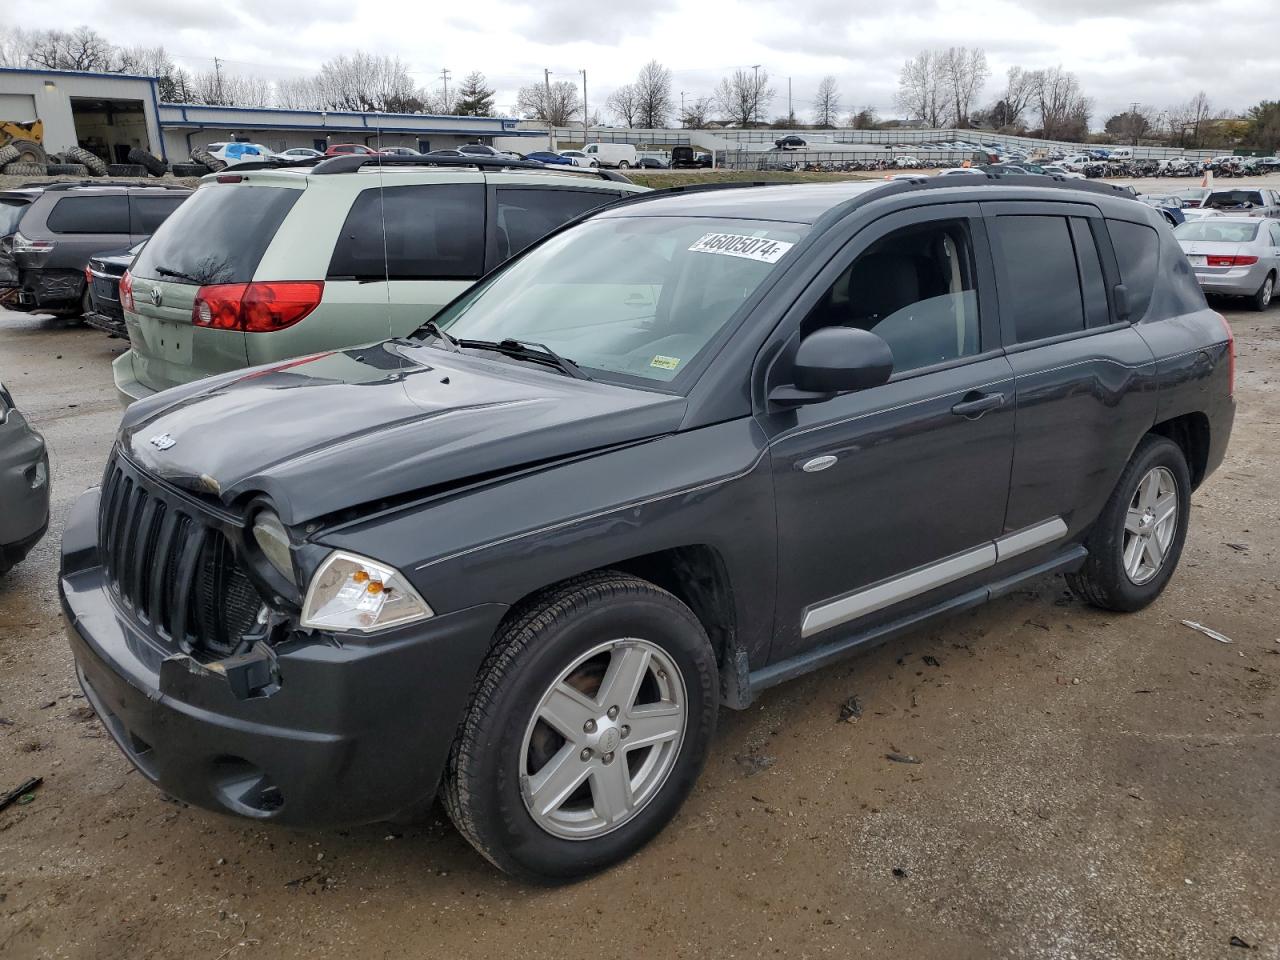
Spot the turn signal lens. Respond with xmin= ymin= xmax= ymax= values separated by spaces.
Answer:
xmin=192 ymin=281 xmax=324 ymax=332
xmin=120 ymin=271 xmax=135 ymax=312
xmin=300 ymin=551 xmax=433 ymax=633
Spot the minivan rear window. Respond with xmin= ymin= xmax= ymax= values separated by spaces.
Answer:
xmin=132 ymin=184 xmax=300 ymax=285
xmin=46 ymin=195 xmax=129 ymax=234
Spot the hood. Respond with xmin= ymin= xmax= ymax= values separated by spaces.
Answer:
xmin=120 ymin=341 xmax=686 ymax=525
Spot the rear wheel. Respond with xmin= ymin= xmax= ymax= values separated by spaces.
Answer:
xmin=618 ymin=160 xmax=631 ymax=169
xmin=444 ymin=572 xmax=718 ymax=881
xmin=1252 ymin=272 xmax=1274 ymax=311
xmin=1067 ymin=435 xmax=1191 ymax=612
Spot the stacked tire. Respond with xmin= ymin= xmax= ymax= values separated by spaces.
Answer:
xmin=127 ymin=148 xmax=169 ymax=177
xmin=0 ymin=138 xmax=49 ymax=176
xmin=190 ymin=148 xmax=226 ymax=173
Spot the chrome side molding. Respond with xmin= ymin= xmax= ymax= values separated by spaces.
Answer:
xmin=800 ymin=517 xmax=1068 ymax=639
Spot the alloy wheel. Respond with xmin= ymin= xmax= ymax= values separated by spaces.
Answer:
xmin=519 ymin=638 xmax=687 ymax=840
xmin=1122 ymin=466 xmax=1179 ymax=585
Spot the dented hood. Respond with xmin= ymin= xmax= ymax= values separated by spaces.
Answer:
xmin=119 ymin=341 xmax=686 ymax=525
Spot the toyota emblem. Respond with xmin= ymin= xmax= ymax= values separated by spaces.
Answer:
xmin=150 ymin=287 xmax=163 ymax=307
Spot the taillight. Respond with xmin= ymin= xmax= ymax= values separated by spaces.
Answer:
xmin=1216 ymin=311 xmax=1234 ymax=399
xmin=1206 ymin=255 xmax=1258 ymax=267
xmin=192 ymin=281 xmax=324 ymax=333
xmin=119 ymin=271 xmax=135 ymax=312
xmin=12 ymin=232 xmax=54 ymax=255
xmin=84 ymin=265 xmax=92 ymax=285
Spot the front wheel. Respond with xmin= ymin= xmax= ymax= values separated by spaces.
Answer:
xmin=1252 ymin=272 xmax=1274 ymax=311
xmin=1067 ymin=435 xmax=1191 ymax=611
xmin=617 ymin=160 xmax=631 ymax=169
xmin=443 ymin=572 xmax=718 ymax=881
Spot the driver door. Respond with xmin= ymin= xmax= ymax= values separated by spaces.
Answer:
xmin=759 ymin=204 xmax=1018 ymax=665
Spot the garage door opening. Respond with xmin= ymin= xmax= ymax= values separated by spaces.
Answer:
xmin=70 ymin=97 xmax=154 ymax=165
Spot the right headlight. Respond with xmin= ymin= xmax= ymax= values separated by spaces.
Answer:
xmin=299 ymin=550 xmax=434 ymax=633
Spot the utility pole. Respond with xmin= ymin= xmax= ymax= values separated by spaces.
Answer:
xmin=580 ymin=69 xmax=588 ymax=147
xmin=213 ymin=56 xmax=223 ymax=105
xmin=787 ymin=76 xmax=792 ymax=127
xmin=751 ymin=64 xmax=761 ymax=125
xmin=440 ymin=68 xmax=451 ymax=113
xmin=544 ymin=68 xmax=555 ymax=151
xmin=680 ymin=91 xmax=687 ymax=126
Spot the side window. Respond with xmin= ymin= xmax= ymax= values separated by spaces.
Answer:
xmin=991 ymin=215 xmax=1084 ymax=343
xmin=494 ymin=188 xmax=618 ymax=261
xmin=1270 ymin=223 xmax=1280 ymax=246
xmin=327 ymin=183 xmax=485 ymax=281
xmin=1069 ymin=218 xmax=1110 ymax=327
xmin=45 ymin=195 xmax=129 ymax=234
xmin=130 ymin=195 xmax=186 ymax=235
xmin=802 ymin=218 xmax=981 ymax=375
xmin=1106 ymin=219 xmax=1160 ymax=321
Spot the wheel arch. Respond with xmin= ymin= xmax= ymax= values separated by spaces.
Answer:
xmin=1149 ymin=411 xmax=1211 ymax=489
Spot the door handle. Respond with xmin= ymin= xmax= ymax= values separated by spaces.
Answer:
xmin=951 ymin=391 xmax=1005 ymax=418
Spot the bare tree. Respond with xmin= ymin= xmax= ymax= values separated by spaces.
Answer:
xmin=1000 ymin=66 xmax=1037 ymax=130
xmin=190 ymin=70 xmax=272 ymax=108
xmin=715 ymin=68 xmax=774 ymax=127
xmin=273 ymin=76 xmax=322 ymax=110
xmin=607 ymin=84 xmax=640 ymax=127
xmin=24 ymin=26 xmax=115 ymax=72
xmin=940 ymin=47 xmax=988 ymax=128
xmin=812 ymin=76 xmax=841 ymax=128
xmin=313 ymin=53 xmax=424 ymax=113
xmin=634 ymin=60 xmax=673 ymax=128
xmin=1168 ymin=91 xmax=1215 ymax=147
xmin=895 ymin=51 xmax=946 ymax=127
xmin=848 ymin=106 xmax=878 ymax=129
xmin=1031 ymin=65 xmax=1091 ymax=140
xmin=680 ymin=95 xmax=713 ymax=128
xmin=516 ymin=80 xmax=581 ymax=126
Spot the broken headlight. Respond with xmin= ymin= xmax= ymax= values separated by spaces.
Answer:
xmin=299 ymin=551 xmax=433 ymax=633
xmin=251 ymin=510 xmax=296 ymax=585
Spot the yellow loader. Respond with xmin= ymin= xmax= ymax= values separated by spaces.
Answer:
xmin=0 ymin=120 xmax=49 ymax=166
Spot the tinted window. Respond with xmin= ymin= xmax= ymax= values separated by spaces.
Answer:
xmin=327 ymin=183 xmax=484 ymax=281
xmin=132 ymin=184 xmax=301 ymax=285
xmin=1106 ymin=220 xmax=1160 ymax=321
xmin=1271 ymin=223 xmax=1280 ymax=246
xmin=1070 ymin=218 xmax=1110 ymax=327
xmin=495 ymin=188 xmax=618 ymax=261
xmin=993 ymin=216 xmax=1085 ymax=343
xmin=1206 ymin=190 xmax=1265 ymax=209
xmin=130 ymin=195 xmax=186 ymax=235
xmin=805 ymin=219 xmax=981 ymax=373
xmin=46 ymin=195 xmax=129 ymax=234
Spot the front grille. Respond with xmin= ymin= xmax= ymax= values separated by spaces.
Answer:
xmin=99 ymin=455 xmax=264 ymax=657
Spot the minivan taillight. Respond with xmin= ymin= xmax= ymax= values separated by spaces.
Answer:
xmin=1206 ymin=255 xmax=1258 ymax=267
xmin=119 ymin=271 xmax=135 ymax=312
xmin=192 ymin=281 xmax=324 ymax=333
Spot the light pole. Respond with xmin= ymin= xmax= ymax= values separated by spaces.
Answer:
xmin=580 ymin=69 xmax=588 ymax=147
xmin=681 ymin=91 xmax=687 ymax=127
xmin=751 ymin=64 xmax=761 ymax=126
xmin=545 ymin=68 xmax=555 ymax=151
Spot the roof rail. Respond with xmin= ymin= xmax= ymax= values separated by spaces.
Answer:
xmin=15 ymin=179 xmax=192 ymax=191
xmin=304 ymin=153 xmax=634 ymax=184
xmin=581 ymin=179 xmax=810 ymax=213
xmin=215 ymin=157 xmax=325 ymax=173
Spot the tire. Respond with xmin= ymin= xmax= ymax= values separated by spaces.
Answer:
xmin=170 ymin=163 xmax=210 ymax=178
xmin=106 ymin=164 xmax=147 ymax=177
xmin=0 ymin=144 xmax=19 ymax=167
xmin=2 ymin=162 xmax=48 ymax=177
xmin=45 ymin=163 xmax=88 ymax=177
xmin=1067 ymin=435 xmax=1191 ymax=612
xmin=65 ymin=147 xmax=108 ymax=176
xmin=191 ymin=149 xmax=226 ymax=172
xmin=127 ymin=148 xmax=168 ymax=177
xmin=1251 ymin=272 xmax=1274 ymax=311
xmin=443 ymin=571 xmax=718 ymax=882
xmin=4 ymin=139 xmax=47 ymax=166
xmin=617 ymin=160 xmax=631 ymax=169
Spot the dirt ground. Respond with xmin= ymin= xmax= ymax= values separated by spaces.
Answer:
xmin=0 ymin=293 xmax=1277 ymax=959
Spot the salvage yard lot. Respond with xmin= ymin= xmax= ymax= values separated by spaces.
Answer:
xmin=0 ymin=299 xmax=1277 ymax=958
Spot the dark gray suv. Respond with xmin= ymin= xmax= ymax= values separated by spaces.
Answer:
xmin=0 ymin=181 xmax=188 ymax=317
xmin=60 ymin=176 xmax=1234 ymax=881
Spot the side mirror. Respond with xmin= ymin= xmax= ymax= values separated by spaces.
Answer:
xmin=770 ymin=327 xmax=894 ymax=406
xmin=1113 ymin=283 xmax=1131 ymax=321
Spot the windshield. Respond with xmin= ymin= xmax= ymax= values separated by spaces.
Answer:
xmin=1175 ymin=221 xmax=1259 ymax=243
xmin=430 ymin=215 xmax=808 ymax=385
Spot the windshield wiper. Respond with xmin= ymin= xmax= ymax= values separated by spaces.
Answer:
xmin=155 ymin=265 xmax=202 ymax=283
xmin=457 ymin=337 xmax=592 ymax=380
xmin=420 ymin=320 xmax=460 ymax=351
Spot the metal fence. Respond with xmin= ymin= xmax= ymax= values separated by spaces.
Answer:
xmin=720 ymin=148 xmax=983 ymax=171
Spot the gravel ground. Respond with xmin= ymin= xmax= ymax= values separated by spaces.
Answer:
xmin=0 ymin=294 xmax=1277 ymax=959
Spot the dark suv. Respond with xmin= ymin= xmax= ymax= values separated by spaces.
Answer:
xmin=60 ymin=176 xmax=1234 ymax=881
xmin=0 ymin=181 xmax=188 ymax=317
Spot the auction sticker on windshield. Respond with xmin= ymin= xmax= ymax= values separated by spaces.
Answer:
xmin=689 ymin=233 xmax=795 ymax=264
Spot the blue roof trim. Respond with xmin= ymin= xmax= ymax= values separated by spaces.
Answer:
xmin=158 ymin=101 xmax=518 ymax=125
xmin=160 ymin=119 xmax=542 ymax=136
xmin=0 ymin=65 xmax=159 ymax=82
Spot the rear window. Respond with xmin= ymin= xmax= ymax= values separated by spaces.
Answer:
xmin=495 ymin=187 xmax=619 ymax=260
xmin=132 ymin=184 xmax=301 ymax=285
xmin=1106 ymin=220 xmax=1160 ymax=321
xmin=129 ymin=194 xmax=187 ymax=235
xmin=1174 ymin=220 xmax=1260 ymax=243
xmin=1206 ymin=191 xmax=1265 ymax=209
xmin=46 ymin=195 xmax=129 ymax=234
xmin=327 ymin=183 xmax=484 ymax=281
xmin=0 ymin=198 xmax=29 ymax=236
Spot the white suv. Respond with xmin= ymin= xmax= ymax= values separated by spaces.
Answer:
xmin=113 ymin=156 xmax=647 ymax=403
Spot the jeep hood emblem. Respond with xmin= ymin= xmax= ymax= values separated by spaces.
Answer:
xmin=149 ymin=433 xmax=176 ymax=450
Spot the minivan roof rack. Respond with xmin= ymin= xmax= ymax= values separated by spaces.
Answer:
xmin=15 ymin=179 xmax=192 ymax=191
xmin=298 ymin=152 xmax=634 ymax=183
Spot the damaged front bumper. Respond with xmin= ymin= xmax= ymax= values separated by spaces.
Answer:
xmin=60 ymin=487 xmax=507 ymax=827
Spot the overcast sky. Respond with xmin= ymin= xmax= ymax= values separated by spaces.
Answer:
xmin=10 ymin=0 xmax=1278 ymax=125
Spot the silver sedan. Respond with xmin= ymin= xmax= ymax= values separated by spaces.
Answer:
xmin=1174 ymin=216 xmax=1280 ymax=310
